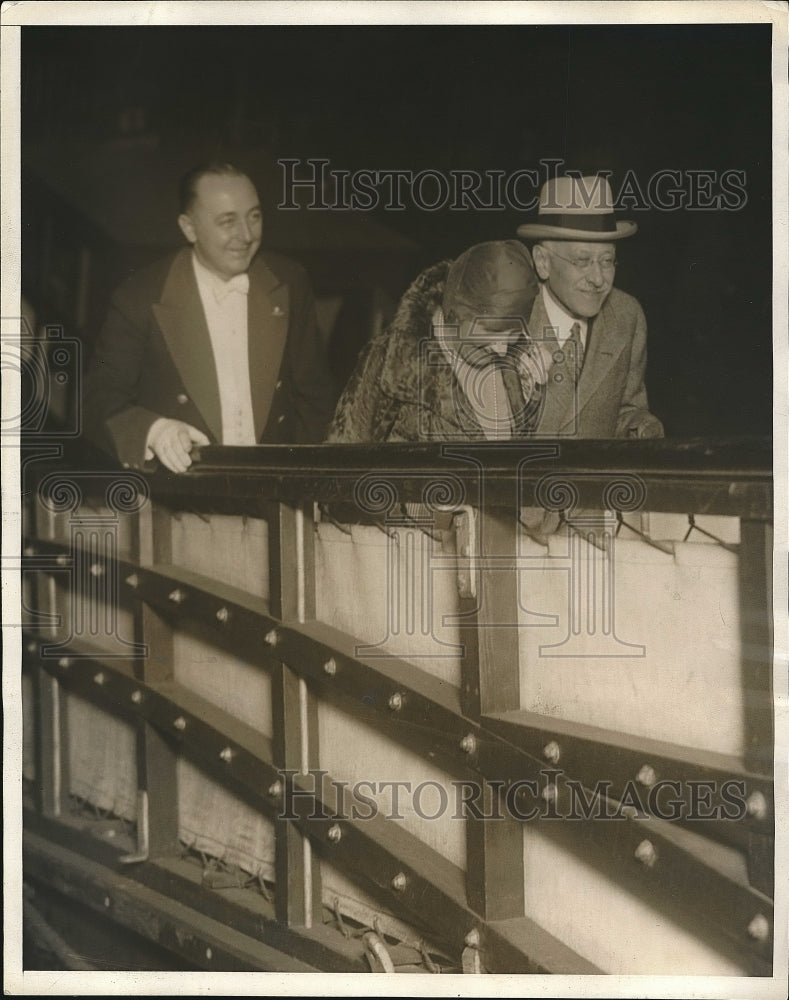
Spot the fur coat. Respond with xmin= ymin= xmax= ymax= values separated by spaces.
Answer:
xmin=327 ymin=260 xmax=483 ymax=443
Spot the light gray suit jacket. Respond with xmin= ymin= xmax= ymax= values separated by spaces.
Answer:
xmin=527 ymin=287 xmax=660 ymax=438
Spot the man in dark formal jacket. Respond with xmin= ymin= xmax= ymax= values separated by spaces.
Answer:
xmin=84 ymin=162 xmax=335 ymax=472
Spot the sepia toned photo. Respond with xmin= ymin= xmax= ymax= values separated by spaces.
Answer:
xmin=2 ymin=2 xmax=787 ymax=996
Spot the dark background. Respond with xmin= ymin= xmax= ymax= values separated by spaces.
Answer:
xmin=21 ymin=23 xmax=773 ymax=437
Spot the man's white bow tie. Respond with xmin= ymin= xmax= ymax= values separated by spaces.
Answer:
xmin=213 ymin=272 xmax=250 ymax=301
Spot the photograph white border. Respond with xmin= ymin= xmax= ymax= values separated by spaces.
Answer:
xmin=2 ymin=2 xmax=786 ymax=997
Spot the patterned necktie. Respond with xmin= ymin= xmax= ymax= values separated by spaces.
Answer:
xmin=568 ymin=321 xmax=584 ymax=383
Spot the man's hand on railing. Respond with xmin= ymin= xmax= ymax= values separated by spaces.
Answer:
xmin=627 ymin=413 xmax=666 ymax=439
xmin=145 ymin=418 xmax=210 ymax=474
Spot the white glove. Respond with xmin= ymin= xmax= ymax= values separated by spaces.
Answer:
xmin=145 ymin=418 xmax=210 ymax=474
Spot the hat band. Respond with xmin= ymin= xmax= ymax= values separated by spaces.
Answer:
xmin=536 ymin=213 xmax=618 ymax=233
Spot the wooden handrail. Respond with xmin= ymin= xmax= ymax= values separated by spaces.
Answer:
xmin=25 ymin=435 xmax=773 ymax=518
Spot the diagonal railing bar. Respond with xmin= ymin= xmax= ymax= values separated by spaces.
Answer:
xmin=20 ymin=437 xmax=774 ymax=974
xmin=22 ymin=634 xmax=598 ymax=975
xmin=24 ymin=594 xmax=775 ymax=970
xmin=22 ymin=537 xmax=773 ymax=837
xmin=483 ymin=710 xmax=774 ymax=841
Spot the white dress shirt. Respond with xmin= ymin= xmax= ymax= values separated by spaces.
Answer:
xmin=191 ymin=253 xmax=257 ymax=446
xmin=540 ymin=284 xmax=588 ymax=350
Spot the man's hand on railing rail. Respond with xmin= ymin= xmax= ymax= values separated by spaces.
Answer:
xmin=625 ymin=413 xmax=666 ymax=439
xmin=145 ymin=418 xmax=210 ymax=474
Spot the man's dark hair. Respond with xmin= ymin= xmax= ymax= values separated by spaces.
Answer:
xmin=178 ymin=162 xmax=250 ymax=214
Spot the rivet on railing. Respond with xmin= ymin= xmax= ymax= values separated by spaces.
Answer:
xmin=219 ymin=747 xmax=234 ymax=763
xmin=90 ymin=562 xmax=105 ymax=577
xmin=264 ymin=629 xmax=279 ymax=647
xmin=459 ymin=734 xmax=477 ymax=754
xmin=93 ymin=672 xmax=106 ymax=685
xmin=747 ymin=913 xmax=770 ymax=942
xmin=57 ymin=657 xmax=71 ymax=669
xmin=634 ymin=839 xmax=657 ymax=868
xmin=268 ymin=780 xmax=282 ymax=799
xmin=388 ymin=692 xmax=403 ymax=711
xmin=542 ymin=740 xmax=561 ymax=764
xmin=169 ymin=588 xmax=186 ymax=604
xmin=56 ymin=553 xmax=69 ymax=567
xmin=173 ymin=716 xmax=187 ymax=731
xmin=327 ymin=824 xmax=342 ymax=843
xmin=131 ymin=690 xmax=143 ymax=704
xmin=215 ymin=607 xmax=229 ymax=624
xmin=323 ymin=657 xmax=337 ymax=676
xmin=464 ymin=928 xmax=480 ymax=948
xmin=746 ymin=791 xmax=768 ymax=821
xmin=636 ymin=764 xmax=657 ymax=788
xmin=125 ymin=573 xmax=139 ymax=588
xmin=391 ymin=872 xmax=407 ymax=892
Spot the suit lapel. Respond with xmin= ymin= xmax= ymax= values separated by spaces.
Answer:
xmin=152 ymin=250 xmax=289 ymax=445
xmin=153 ymin=249 xmax=223 ymax=443
xmin=573 ymin=300 xmax=627 ymax=423
xmin=247 ymin=256 xmax=289 ymax=441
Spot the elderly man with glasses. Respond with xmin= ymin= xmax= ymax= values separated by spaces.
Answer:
xmin=516 ymin=174 xmax=664 ymax=439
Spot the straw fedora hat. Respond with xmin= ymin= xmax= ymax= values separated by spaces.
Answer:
xmin=516 ymin=175 xmax=637 ymax=241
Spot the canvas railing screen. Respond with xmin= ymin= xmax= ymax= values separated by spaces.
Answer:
xmin=20 ymin=437 xmax=774 ymax=975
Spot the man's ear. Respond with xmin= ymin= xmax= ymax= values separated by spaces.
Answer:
xmin=531 ymin=245 xmax=550 ymax=281
xmin=178 ymin=213 xmax=197 ymax=244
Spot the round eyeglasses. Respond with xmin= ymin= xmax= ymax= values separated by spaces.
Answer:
xmin=540 ymin=246 xmax=617 ymax=272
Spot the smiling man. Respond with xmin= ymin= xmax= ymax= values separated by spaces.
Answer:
xmin=517 ymin=175 xmax=664 ymax=438
xmin=84 ymin=162 xmax=336 ymax=472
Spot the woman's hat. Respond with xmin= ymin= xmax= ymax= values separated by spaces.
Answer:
xmin=516 ymin=175 xmax=637 ymax=242
xmin=443 ymin=239 xmax=538 ymax=322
